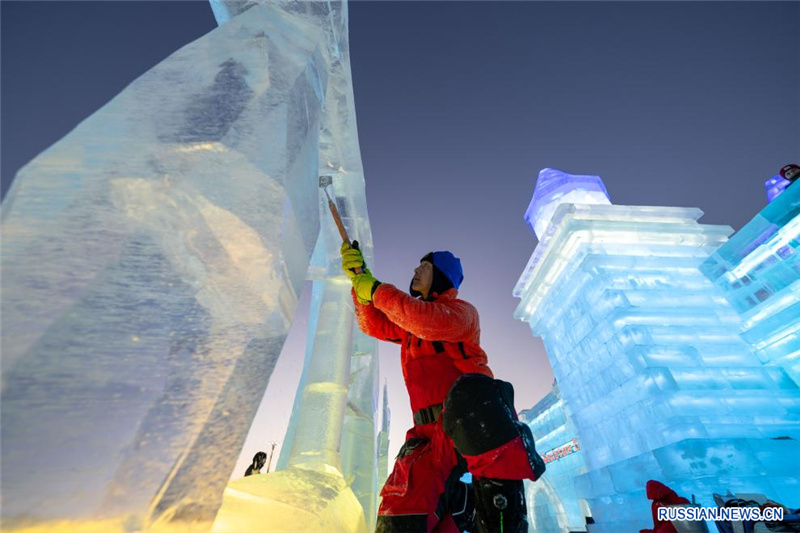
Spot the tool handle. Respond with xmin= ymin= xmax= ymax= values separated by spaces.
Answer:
xmin=350 ymin=240 xmax=362 ymax=275
xmin=325 ymin=192 xmax=362 ymax=275
xmin=328 ymin=197 xmax=350 ymax=243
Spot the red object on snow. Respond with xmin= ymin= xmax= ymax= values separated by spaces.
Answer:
xmin=639 ymin=480 xmax=691 ymax=533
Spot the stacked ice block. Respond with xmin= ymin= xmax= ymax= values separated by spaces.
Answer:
xmin=514 ymin=169 xmax=800 ymax=532
xmin=700 ymin=181 xmax=800 ymax=386
xmin=520 ymin=384 xmax=591 ymax=532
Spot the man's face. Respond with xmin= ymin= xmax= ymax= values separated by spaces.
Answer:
xmin=412 ymin=261 xmax=434 ymax=296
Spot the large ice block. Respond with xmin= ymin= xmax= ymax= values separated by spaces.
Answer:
xmin=1 ymin=3 xmax=343 ymax=531
xmin=514 ymin=169 xmax=800 ymax=532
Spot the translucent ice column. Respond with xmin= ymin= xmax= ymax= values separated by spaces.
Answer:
xmin=207 ymin=1 xmax=379 ymax=531
xmin=1 ymin=4 xmax=329 ymax=532
xmin=514 ymin=169 xmax=800 ymax=532
xmin=209 ymin=279 xmax=368 ymax=533
xmin=340 ymin=324 xmax=381 ymax=529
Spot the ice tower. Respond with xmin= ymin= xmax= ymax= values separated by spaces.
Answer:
xmin=377 ymin=382 xmax=392 ymax=491
xmin=1 ymin=0 xmax=379 ymax=531
xmin=514 ymin=169 xmax=800 ymax=532
xmin=519 ymin=383 xmax=591 ymax=532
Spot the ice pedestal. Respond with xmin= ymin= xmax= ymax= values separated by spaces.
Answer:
xmin=210 ymin=468 xmax=366 ymax=533
xmin=514 ymin=169 xmax=800 ymax=532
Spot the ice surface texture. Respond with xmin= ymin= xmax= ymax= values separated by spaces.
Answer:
xmin=701 ymin=181 xmax=800 ymax=386
xmin=515 ymin=170 xmax=800 ymax=532
xmin=1 ymin=1 xmax=377 ymax=530
xmin=208 ymin=2 xmax=379 ymax=532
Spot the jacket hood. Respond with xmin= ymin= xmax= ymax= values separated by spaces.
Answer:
xmin=646 ymin=480 xmax=681 ymax=502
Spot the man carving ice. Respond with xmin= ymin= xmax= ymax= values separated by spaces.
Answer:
xmin=341 ymin=243 xmax=546 ymax=533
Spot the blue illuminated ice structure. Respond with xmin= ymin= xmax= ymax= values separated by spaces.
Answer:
xmin=701 ymin=181 xmax=800 ymax=387
xmin=524 ymin=168 xmax=612 ymax=240
xmin=519 ymin=383 xmax=591 ymax=533
xmin=514 ymin=169 xmax=800 ymax=532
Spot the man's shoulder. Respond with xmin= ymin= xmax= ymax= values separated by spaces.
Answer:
xmin=439 ymin=290 xmax=479 ymax=314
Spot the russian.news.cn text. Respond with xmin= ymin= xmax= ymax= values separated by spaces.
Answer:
xmin=658 ymin=507 xmax=784 ymax=522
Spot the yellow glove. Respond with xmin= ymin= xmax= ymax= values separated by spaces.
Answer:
xmin=341 ymin=241 xmax=369 ymax=280
xmin=352 ymin=271 xmax=381 ymax=305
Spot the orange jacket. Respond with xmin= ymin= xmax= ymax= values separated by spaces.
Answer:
xmin=354 ymin=283 xmax=493 ymax=413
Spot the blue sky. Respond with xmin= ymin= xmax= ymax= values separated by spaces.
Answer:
xmin=2 ymin=0 xmax=798 ymax=469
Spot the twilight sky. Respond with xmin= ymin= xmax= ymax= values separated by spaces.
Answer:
xmin=2 ymin=1 xmax=798 ymax=474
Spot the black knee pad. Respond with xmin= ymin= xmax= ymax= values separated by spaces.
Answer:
xmin=443 ymin=373 xmax=520 ymax=456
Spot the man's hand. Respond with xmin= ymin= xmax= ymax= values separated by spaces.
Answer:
xmin=341 ymin=241 xmax=369 ymax=279
xmin=352 ymin=271 xmax=381 ymax=305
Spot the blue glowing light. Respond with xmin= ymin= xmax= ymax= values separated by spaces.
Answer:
xmin=765 ymin=174 xmax=791 ymax=203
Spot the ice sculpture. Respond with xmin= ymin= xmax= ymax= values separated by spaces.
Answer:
xmin=701 ymin=181 xmax=800 ymax=386
xmin=514 ymin=169 xmax=800 ymax=532
xmin=207 ymin=1 xmax=378 ymax=532
xmin=519 ymin=383 xmax=591 ymax=532
xmin=1 ymin=0 xmax=378 ymax=530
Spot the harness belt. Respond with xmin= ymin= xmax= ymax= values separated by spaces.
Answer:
xmin=413 ymin=403 xmax=443 ymax=426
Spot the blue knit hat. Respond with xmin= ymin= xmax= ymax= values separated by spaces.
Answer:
xmin=410 ymin=251 xmax=464 ymax=298
xmin=428 ymin=251 xmax=464 ymax=289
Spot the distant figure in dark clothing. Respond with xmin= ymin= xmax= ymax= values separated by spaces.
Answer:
xmin=244 ymin=451 xmax=267 ymax=477
xmin=780 ymin=163 xmax=800 ymax=183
